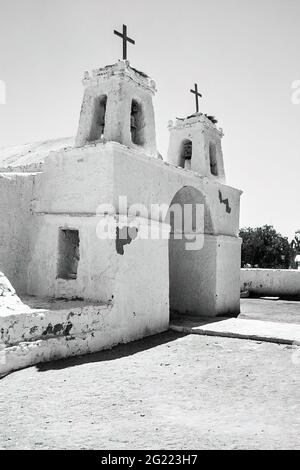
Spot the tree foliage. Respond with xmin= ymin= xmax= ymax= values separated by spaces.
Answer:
xmin=239 ymin=225 xmax=294 ymax=269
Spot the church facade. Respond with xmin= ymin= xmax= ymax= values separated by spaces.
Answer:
xmin=0 ymin=60 xmax=242 ymax=376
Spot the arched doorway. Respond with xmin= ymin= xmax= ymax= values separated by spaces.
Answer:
xmin=167 ymin=186 xmax=215 ymax=317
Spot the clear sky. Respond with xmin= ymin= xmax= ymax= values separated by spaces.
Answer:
xmin=0 ymin=0 xmax=299 ymax=239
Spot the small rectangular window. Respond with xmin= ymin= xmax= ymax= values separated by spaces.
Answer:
xmin=57 ymin=229 xmax=80 ymax=280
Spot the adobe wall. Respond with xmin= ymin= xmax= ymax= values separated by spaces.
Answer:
xmin=27 ymin=213 xmax=169 ymax=332
xmin=36 ymin=142 xmax=241 ymax=237
xmin=215 ymin=236 xmax=242 ymax=315
xmin=241 ymin=268 xmax=300 ymax=298
xmin=0 ymin=172 xmax=37 ymax=294
xmin=30 ymin=141 xmax=241 ymax=317
xmin=112 ymin=143 xmax=241 ymax=237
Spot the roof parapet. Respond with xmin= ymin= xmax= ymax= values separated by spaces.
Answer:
xmin=82 ymin=60 xmax=157 ymax=94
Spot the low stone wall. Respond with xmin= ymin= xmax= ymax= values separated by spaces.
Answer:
xmin=0 ymin=298 xmax=115 ymax=378
xmin=241 ymin=269 xmax=300 ymax=298
xmin=0 ymin=292 xmax=169 ymax=378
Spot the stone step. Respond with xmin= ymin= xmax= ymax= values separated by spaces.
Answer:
xmin=170 ymin=317 xmax=300 ymax=345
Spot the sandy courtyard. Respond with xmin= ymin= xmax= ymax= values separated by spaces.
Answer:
xmin=0 ymin=331 xmax=299 ymax=450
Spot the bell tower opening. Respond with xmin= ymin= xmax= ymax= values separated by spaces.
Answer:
xmin=179 ymin=139 xmax=192 ymax=170
xmin=209 ymin=142 xmax=218 ymax=176
xmin=88 ymin=95 xmax=107 ymax=142
xmin=131 ymin=99 xmax=145 ymax=146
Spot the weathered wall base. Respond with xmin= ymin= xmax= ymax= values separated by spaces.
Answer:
xmin=0 ymin=296 xmax=168 ymax=378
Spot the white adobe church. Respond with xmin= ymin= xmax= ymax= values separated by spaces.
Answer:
xmin=0 ymin=37 xmax=242 ymax=374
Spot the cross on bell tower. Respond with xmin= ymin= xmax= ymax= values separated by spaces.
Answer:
xmin=114 ymin=24 xmax=135 ymax=60
xmin=190 ymin=83 xmax=202 ymax=114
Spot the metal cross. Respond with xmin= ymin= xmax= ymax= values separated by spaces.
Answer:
xmin=190 ymin=83 xmax=202 ymax=113
xmin=114 ymin=24 xmax=135 ymax=60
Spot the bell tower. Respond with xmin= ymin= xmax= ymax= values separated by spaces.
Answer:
xmin=75 ymin=60 xmax=158 ymax=157
xmin=166 ymin=113 xmax=226 ymax=183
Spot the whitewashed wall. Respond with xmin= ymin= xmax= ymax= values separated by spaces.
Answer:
xmin=0 ymin=173 xmax=37 ymax=293
xmin=241 ymin=268 xmax=300 ymax=298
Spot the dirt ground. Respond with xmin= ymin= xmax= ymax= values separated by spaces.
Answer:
xmin=1 ymin=331 xmax=300 ymax=450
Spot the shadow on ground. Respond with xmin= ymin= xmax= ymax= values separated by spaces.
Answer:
xmin=36 ymin=299 xmax=300 ymax=373
xmin=36 ymin=330 xmax=187 ymax=373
